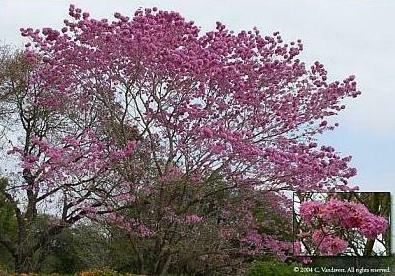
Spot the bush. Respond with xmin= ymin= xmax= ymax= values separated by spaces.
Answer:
xmin=248 ymin=261 xmax=296 ymax=276
xmin=77 ymin=268 xmax=139 ymax=276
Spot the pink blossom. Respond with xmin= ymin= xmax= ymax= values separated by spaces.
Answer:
xmin=201 ymin=127 xmax=214 ymax=138
xmin=299 ymin=198 xmax=388 ymax=255
xmin=185 ymin=214 xmax=204 ymax=224
xmin=300 ymin=200 xmax=323 ymax=222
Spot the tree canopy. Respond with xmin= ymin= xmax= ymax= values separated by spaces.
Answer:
xmin=0 ymin=5 xmax=364 ymax=275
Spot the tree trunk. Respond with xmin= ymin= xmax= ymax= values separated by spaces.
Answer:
xmin=159 ymin=255 xmax=171 ymax=276
xmin=363 ymin=193 xmax=380 ymax=256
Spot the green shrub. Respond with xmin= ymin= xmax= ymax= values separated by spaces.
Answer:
xmin=248 ymin=260 xmax=296 ymax=276
xmin=77 ymin=268 xmax=138 ymax=276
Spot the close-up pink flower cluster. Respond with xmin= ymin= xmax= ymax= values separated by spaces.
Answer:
xmin=298 ymin=197 xmax=388 ymax=256
xmin=311 ymin=229 xmax=348 ymax=256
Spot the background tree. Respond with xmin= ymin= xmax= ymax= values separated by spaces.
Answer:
xmin=0 ymin=45 xmax=137 ymax=272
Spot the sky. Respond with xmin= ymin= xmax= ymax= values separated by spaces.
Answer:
xmin=1 ymin=0 xmax=394 ymax=242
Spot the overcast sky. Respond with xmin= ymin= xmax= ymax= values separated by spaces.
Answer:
xmin=1 ymin=0 xmax=394 ymax=235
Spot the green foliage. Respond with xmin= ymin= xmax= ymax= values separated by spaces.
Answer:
xmin=0 ymin=263 xmax=8 ymax=274
xmin=78 ymin=268 xmax=136 ymax=276
xmin=41 ymin=228 xmax=85 ymax=274
xmin=0 ymin=178 xmax=17 ymax=271
xmin=0 ymin=178 xmax=17 ymax=236
xmin=247 ymin=261 xmax=297 ymax=276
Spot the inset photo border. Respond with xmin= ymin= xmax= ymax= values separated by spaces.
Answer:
xmin=293 ymin=192 xmax=391 ymax=256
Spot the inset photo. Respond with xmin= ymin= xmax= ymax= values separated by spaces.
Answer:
xmin=293 ymin=192 xmax=391 ymax=256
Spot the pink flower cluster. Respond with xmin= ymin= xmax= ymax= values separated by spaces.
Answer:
xmin=312 ymin=229 xmax=348 ymax=255
xmin=185 ymin=214 xmax=204 ymax=225
xmin=300 ymin=198 xmax=388 ymax=239
xmin=106 ymin=213 xmax=155 ymax=237
xmin=7 ymin=130 xmax=137 ymax=192
xmin=299 ymin=198 xmax=388 ymax=255
xmin=261 ymin=235 xmax=305 ymax=261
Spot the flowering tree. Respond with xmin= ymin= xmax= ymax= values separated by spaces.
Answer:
xmin=294 ymin=192 xmax=390 ymax=256
xmin=0 ymin=5 xmax=363 ymax=274
xmin=0 ymin=46 xmax=137 ymax=272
